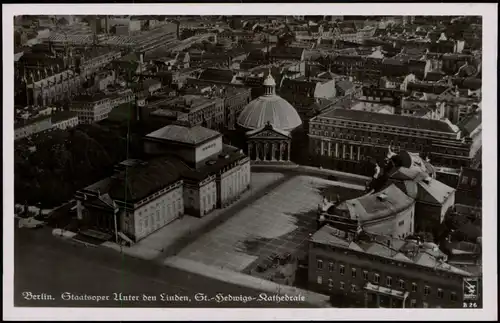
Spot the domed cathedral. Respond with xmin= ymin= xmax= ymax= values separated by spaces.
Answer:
xmin=236 ymin=70 xmax=302 ymax=163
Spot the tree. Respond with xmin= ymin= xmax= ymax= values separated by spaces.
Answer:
xmin=15 ymin=125 xmax=129 ymax=208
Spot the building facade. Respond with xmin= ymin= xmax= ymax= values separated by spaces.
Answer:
xmin=222 ymin=87 xmax=252 ymax=130
xmin=76 ymin=124 xmax=251 ymax=243
xmin=70 ymin=90 xmax=135 ymax=124
xmin=308 ymin=108 xmax=475 ymax=173
xmin=246 ymin=122 xmax=292 ymax=162
xmin=51 ymin=111 xmax=79 ymax=130
xmin=308 ymin=225 xmax=475 ymax=308
xmin=143 ymin=124 xmax=251 ymax=217
xmin=237 ymin=71 xmax=302 ymax=163
xmin=25 ymin=68 xmax=83 ymax=107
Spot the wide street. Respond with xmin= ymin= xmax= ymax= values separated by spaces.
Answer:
xmin=13 ymin=170 xmax=360 ymax=309
xmin=13 ymin=226 xmax=318 ymax=308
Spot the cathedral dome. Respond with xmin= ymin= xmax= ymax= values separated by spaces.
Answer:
xmin=237 ymin=72 xmax=302 ymax=131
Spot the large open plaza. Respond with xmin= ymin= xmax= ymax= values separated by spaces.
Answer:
xmin=175 ymin=175 xmax=365 ymax=273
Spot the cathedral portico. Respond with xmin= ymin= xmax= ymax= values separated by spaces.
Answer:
xmin=237 ymin=70 xmax=301 ymax=163
xmin=246 ymin=122 xmax=292 ymax=162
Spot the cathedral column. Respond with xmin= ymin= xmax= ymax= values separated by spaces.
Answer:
xmin=278 ymin=142 xmax=283 ymax=161
xmin=350 ymin=145 xmax=354 ymax=160
xmin=342 ymin=144 xmax=346 ymax=159
xmin=271 ymin=143 xmax=276 ymax=161
xmin=335 ymin=142 xmax=339 ymax=158
xmin=357 ymin=146 xmax=361 ymax=161
xmin=320 ymin=140 xmax=325 ymax=156
xmin=287 ymin=142 xmax=291 ymax=161
xmin=248 ymin=142 xmax=252 ymax=158
xmin=328 ymin=142 xmax=332 ymax=157
xmin=255 ymin=142 xmax=261 ymax=161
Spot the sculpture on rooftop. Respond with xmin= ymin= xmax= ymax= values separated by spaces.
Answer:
xmin=386 ymin=144 xmax=397 ymax=160
xmin=373 ymin=163 xmax=381 ymax=179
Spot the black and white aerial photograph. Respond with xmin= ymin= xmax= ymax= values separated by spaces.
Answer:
xmin=3 ymin=3 xmax=498 ymax=321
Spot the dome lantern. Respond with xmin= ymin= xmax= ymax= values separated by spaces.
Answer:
xmin=263 ymin=68 xmax=276 ymax=96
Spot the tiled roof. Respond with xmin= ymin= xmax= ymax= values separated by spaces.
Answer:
xmin=198 ymin=68 xmax=234 ymax=83
xmin=318 ymin=108 xmax=457 ymax=133
xmin=311 ymin=225 xmax=474 ymax=276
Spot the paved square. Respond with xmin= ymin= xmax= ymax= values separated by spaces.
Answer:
xmin=125 ymin=172 xmax=286 ymax=259
xmin=177 ymin=175 xmax=365 ymax=272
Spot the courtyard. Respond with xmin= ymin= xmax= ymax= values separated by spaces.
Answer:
xmin=175 ymin=175 xmax=365 ymax=273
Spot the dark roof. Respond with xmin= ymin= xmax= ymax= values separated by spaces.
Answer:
xmin=198 ymin=68 xmax=234 ymax=83
xmin=318 ymin=108 xmax=456 ymax=133
xmin=458 ymin=65 xmax=477 ymax=77
xmin=458 ymin=113 xmax=481 ymax=136
xmin=51 ymin=111 xmax=78 ymax=123
xmin=246 ymin=49 xmax=267 ymax=61
xmin=270 ymin=46 xmax=304 ymax=60
xmin=407 ymin=82 xmax=450 ymax=94
xmin=452 ymin=77 xmax=482 ymax=91
xmin=108 ymin=157 xmax=183 ymax=203
xmin=191 ymin=145 xmax=244 ymax=177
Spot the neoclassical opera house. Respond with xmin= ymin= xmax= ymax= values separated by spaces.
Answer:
xmin=237 ymin=71 xmax=302 ymax=162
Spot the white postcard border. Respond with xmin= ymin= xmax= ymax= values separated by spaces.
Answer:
xmin=3 ymin=3 xmax=498 ymax=321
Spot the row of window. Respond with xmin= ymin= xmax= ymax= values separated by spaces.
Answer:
xmin=461 ymin=176 xmax=478 ymax=186
xmin=317 ymin=275 xmax=457 ymax=302
xmin=315 ymin=260 xmax=457 ymax=300
xmin=136 ymin=199 xmax=183 ymax=234
xmin=138 ymin=188 xmax=182 ymax=211
xmin=313 ymin=119 xmax=454 ymax=139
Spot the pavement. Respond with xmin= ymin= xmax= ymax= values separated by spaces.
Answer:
xmin=164 ymin=256 xmax=331 ymax=307
xmin=251 ymin=164 xmax=371 ymax=187
xmin=174 ymin=175 xmax=364 ymax=272
xmin=117 ymin=172 xmax=287 ymax=260
xmin=12 ymin=170 xmax=366 ymax=310
xmin=13 ymin=226 xmax=325 ymax=308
